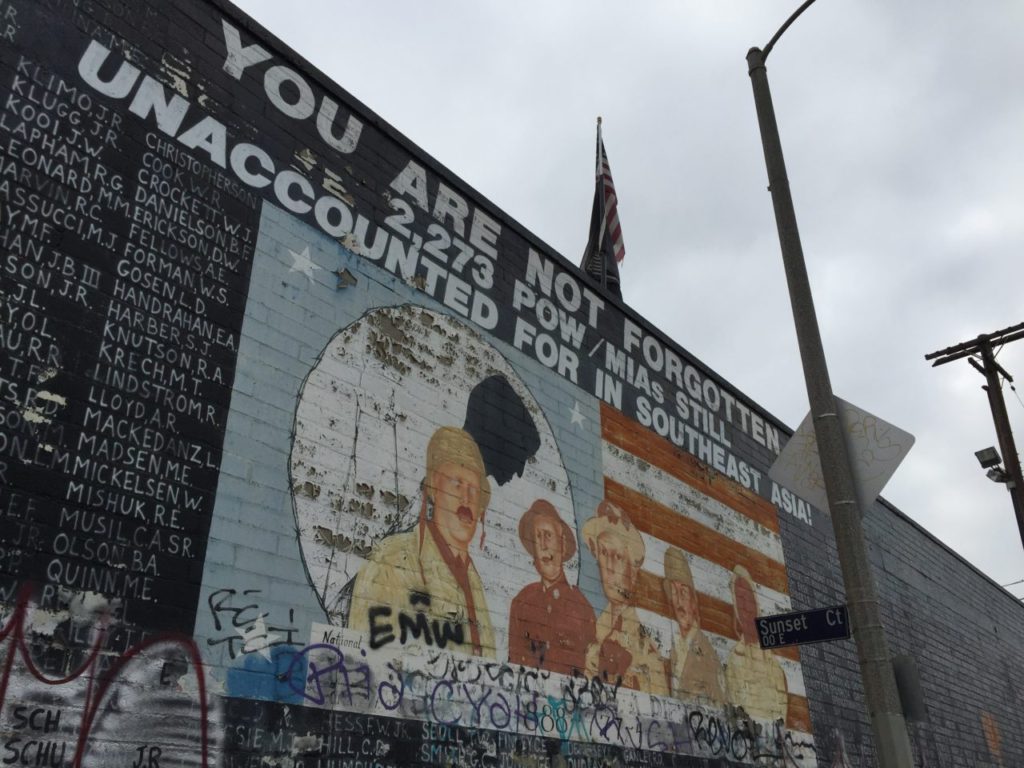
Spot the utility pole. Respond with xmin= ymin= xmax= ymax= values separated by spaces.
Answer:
xmin=746 ymin=3 xmax=914 ymax=766
xmin=925 ymin=322 xmax=1024 ymax=550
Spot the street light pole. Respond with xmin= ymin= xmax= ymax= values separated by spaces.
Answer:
xmin=745 ymin=14 xmax=914 ymax=768
xmin=979 ymin=342 xmax=1024 ymax=540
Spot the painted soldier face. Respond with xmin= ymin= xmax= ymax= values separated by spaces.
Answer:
xmin=733 ymin=576 xmax=759 ymax=641
xmin=667 ymin=579 xmax=699 ymax=634
xmin=431 ymin=461 xmax=483 ymax=552
xmin=596 ymin=531 xmax=636 ymax=605
xmin=532 ymin=517 xmax=564 ymax=583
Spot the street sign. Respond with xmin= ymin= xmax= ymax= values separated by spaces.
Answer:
xmin=757 ymin=604 xmax=850 ymax=649
xmin=769 ymin=397 xmax=915 ymax=515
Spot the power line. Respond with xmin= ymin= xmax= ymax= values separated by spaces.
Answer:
xmin=1012 ymin=385 xmax=1024 ymax=413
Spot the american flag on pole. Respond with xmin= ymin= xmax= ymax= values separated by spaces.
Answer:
xmin=580 ymin=117 xmax=625 ymax=298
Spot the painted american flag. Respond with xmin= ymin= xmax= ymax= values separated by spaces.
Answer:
xmin=599 ymin=402 xmax=816 ymax=740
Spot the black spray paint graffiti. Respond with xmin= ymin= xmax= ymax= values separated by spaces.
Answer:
xmin=206 ymin=588 xmax=300 ymax=660
xmin=688 ymin=710 xmax=817 ymax=766
xmin=366 ymin=594 xmax=465 ymax=651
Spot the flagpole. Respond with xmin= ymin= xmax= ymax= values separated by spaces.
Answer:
xmin=594 ymin=116 xmax=607 ymax=291
xmin=580 ymin=115 xmax=623 ymax=299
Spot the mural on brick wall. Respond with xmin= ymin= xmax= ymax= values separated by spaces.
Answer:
xmin=284 ymin=302 xmax=804 ymax=725
xmin=283 ymin=300 xmax=804 ymax=724
xmin=5 ymin=1 xmax=1023 ymax=767
xmin=196 ymin=198 xmax=817 ymax=764
xmin=0 ymin=1 xmax=818 ymax=765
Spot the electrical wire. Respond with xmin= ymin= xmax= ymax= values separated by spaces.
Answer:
xmin=995 ymin=354 xmax=1024 ymax=412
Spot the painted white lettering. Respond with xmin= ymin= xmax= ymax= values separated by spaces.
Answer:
xmin=78 ymin=40 xmax=140 ymax=98
xmin=221 ymin=20 xmax=272 ymax=79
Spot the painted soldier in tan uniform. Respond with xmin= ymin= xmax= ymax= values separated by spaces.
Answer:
xmin=508 ymin=500 xmax=596 ymax=675
xmin=582 ymin=501 xmax=668 ymax=696
xmin=663 ymin=547 xmax=725 ymax=706
xmin=349 ymin=427 xmax=495 ymax=657
xmin=724 ymin=564 xmax=788 ymax=721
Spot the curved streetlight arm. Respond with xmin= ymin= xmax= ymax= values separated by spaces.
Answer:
xmin=762 ymin=0 xmax=819 ymax=60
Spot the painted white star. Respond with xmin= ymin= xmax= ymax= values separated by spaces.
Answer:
xmin=236 ymin=614 xmax=280 ymax=662
xmin=570 ymin=401 xmax=586 ymax=428
xmin=288 ymin=246 xmax=321 ymax=282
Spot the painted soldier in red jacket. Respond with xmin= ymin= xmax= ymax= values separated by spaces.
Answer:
xmin=508 ymin=500 xmax=596 ymax=675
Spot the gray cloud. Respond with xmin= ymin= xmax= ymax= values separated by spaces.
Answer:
xmin=233 ymin=0 xmax=1024 ymax=594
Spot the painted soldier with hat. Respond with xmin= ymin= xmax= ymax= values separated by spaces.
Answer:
xmin=508 ymin=500 xmax=596 ymax=674
xmin=663 ymin=547 xmax=725 ymax=705
xmin=724 ymin=564 xmax=788 ymax=721
xmin=349 ymin=426 xmax=495 ymax=657
xmin=582 ymin=501 xmax=668 ymax=695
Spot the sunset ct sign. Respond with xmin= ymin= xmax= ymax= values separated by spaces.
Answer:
xmin=757 ymin=605 xmax=850 ymax=649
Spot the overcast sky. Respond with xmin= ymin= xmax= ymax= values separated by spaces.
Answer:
xmin=231 ymin=1 xmax=1024 ymax=597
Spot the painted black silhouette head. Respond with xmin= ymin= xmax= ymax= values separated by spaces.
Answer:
xmin=462 ymin=374 xmax=541 ymax=486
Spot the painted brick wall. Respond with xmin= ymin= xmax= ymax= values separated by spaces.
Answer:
xmin=0 ymin=2 xmax=1020 ymax=767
